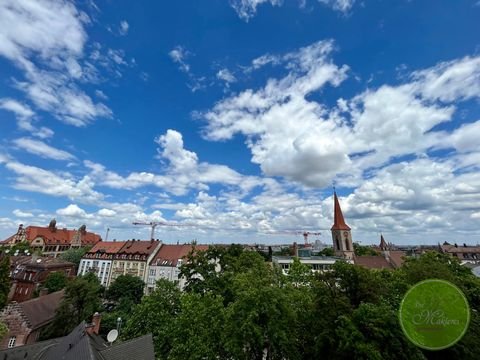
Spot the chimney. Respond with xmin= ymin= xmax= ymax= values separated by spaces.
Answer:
xmin=39 ymin=288 xmax=48 ymax=297
xmin=86 ymin=312 xmax=102 ymax=335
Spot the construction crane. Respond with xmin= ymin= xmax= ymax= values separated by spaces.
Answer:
xmin=132 ymin=221 xmax=190 ymax=240
xmin=271 ymin=231 xmax=323 ymax=246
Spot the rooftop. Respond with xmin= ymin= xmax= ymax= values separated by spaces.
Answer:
xmin=87 ymin=241 xmax=126 ymax=254
xmin=118 ymin=239 xmax=161 ymax=255
xmin=354 ymin=256 xmax=393 ymax=270
xmin=152 ymin=244 xmax=209 ymax=266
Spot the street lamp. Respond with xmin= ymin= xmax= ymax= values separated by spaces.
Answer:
xmin=116 ymin=317 xmax=122 ymax=334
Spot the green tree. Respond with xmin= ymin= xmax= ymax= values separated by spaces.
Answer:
xmin=122 ymin=279 xmax=181 ymax=359
xmin=106 ymin=274 xmax=145 ymax=304
xmin=42 ymin=276 xmax=101 ymax=338
xmin=59 ymin=247 xmax=90 ymax=268
xmin=99 ymin=297 xmax=135 ymax=337
xmin=169 ymin=293 xmax=226 ymax=360
xmin=318 ymin=247 xmax=334 ymax=256
xmin=0 ymin=256 xmax=10 ymax=309
xmin=285 ymin=257 xmax=312 ymax=287
xmin=44 ymin=271 xmax=68 ymax=293
xmin=353 ymin=243 xmax=379 ymax=256
xmin=0 ymin=320 xmax=7 ymax=340
xmin=224 ymin=264 xmax=299 ymax=360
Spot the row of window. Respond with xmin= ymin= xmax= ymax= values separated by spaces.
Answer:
xmin=280 ymin=263 xmax=332 ymax=271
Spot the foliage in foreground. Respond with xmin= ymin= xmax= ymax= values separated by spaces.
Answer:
xmin=119 ymin=247 xmax=480 ymax=360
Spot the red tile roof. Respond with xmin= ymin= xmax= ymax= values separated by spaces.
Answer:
xmin=152 ymin=244 xmax=209 ymax=266
xmin=118 ymin=240 xmax=161 ymax=255
xmin=88 ymin=241 xmax=126 ymax=254
xmin=354 ymin=255 xmax=393 ymax=269
xmin=24 ymin=226 xmax=100 ymax=246
xmin=331 ymin=192 xmax=351 ymax=231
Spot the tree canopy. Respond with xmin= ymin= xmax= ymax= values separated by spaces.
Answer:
xmin=119 ymin=248 xmax=480 ymax=359
xmin=106 ymin=274 xmax=145 ymax=304
xmin=44 ymin=271 xmax=68 ymax=294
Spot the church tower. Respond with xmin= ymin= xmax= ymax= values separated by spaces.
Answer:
xmin=331 ymin=191 xmax=354 ymax=260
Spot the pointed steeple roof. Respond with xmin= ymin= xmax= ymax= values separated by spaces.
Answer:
xmin=331 ymin=192 xmax=351 ymax=231
xmin=379 ymin=234 xmax=388 ymax=250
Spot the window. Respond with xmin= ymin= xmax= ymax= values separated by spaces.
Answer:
xmin=281 ymin=263 xmax=290 ymax=270
xmin=149 ymin=269 xmax=156 ymax=276
xmin=345 ymin=239 xmax=350 ymax=251
xmin=336 ymin=238 xmax=340 ymax=250
xmin=8 ymin=336 xmax=16 ymax=348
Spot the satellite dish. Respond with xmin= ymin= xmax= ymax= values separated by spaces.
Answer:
xmin=107 ymin=329 xmax=118 ymax=343
xmin=36 ymin=259 xmax=42 ymax=263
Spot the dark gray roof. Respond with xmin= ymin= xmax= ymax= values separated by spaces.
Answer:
xmin=99 ymin=334 xmax=155 ymax=360
xmin=40 ymin=322 xmax=101 ymax=360
xmin=19 ymin=291 xmax=64 ymax=330
xmin=0 ymin=338 xmax=60 ymax=360
xmin=1 ymin=323 xmax=155 ymax=360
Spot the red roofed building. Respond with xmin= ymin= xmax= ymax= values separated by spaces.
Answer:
xmin=108 ymin=240 xmax=162 ymax=288
xmin=78 ymin=241 xmax=127 ymax=287
xmin=146 ymin=244 xmax=209 ymax=292
xmin=331 ymin=192 xmax=354 ymax=260
xmin=1 ymin=220 xmax=101 ymax=257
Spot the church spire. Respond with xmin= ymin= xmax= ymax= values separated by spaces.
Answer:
xmin=379 ymin=234 xmax=388 ymax=251
xmin=331 ymin=192 xmax=351 ymax=231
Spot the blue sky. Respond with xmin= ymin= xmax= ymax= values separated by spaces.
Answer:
xmin=1 ymin=0 xmax=480 ymax=245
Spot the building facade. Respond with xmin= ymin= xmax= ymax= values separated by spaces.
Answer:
xmin=440 ymin=243 xmax=480 ymax=265
xmin=108 ymin=240 xmax=162 ymax=288
xmin=146 ymin=244 xmax=208 ymax=292
xmin=77 ymin=241 xmax=126 ymax=286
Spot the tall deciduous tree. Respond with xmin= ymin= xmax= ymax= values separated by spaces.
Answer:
xmin=42 ymin=276 xmax=101 ymax=339
xmin=122 ymin=279 xmax=181 ymax=359
xmin=106 ymin=274 xmax=145 ymax=304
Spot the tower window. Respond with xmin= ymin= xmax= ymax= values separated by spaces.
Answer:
xmin=336 ymin=238 xmax=340 ymax=250
xmin=345 ymin=239 xmax=350 ymax=251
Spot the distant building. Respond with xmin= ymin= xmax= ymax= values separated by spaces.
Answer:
xmin=0 ymin=291 xmax=64 ymax=350
xmin=78 ymin=241 xmax=127 ymax=287
xmin=146 ymin=244 xmax=209 ymax=292
xmin=108 ymin=240 xmax=162 ymax=288
xmin=273 ymin=254 xmax=346 ymax=275
xmin=1 ymin=220 xmax=101 ymax=257
xmin=440 ymin=242 xmax=480 ymax=265
xmin=7 ymin=256 xmax=75 ymax=302
xmin=0 ymin=312 xmax=155 ymax=360
xmin=272 ymin=192 xmax=355 ymax=273
xmin=355 ymin=235 xmax=406 ymax=270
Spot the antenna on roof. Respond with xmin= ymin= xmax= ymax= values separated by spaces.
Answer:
xmin=107 ymin=329 xmax=118 ymax=345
